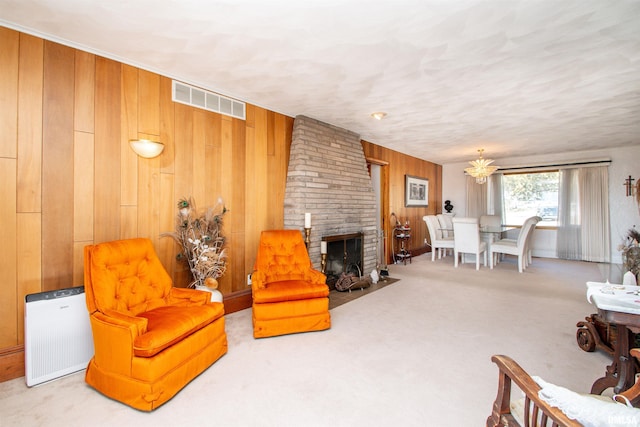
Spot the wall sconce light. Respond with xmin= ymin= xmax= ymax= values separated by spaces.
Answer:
xmin=371 ymin=112 xmax=387 ymax=120
xmin=129 ymin=139 xmax=165 ymax=158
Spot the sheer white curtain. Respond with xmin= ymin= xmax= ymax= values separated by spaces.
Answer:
xmin=465 ymin=174 xmax=503 ymax=221
xmin=465 ymin=175 xmax=486 ymax=217
xmin=487 ymin=174 xmax=504 ymax=223
xmin=556 ymin=166 xmax=610 ymax=262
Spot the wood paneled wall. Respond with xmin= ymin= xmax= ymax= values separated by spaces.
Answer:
xmin=0 ymin=27 xmax=292 ymax=350
xmin=0 ymin=27 xmax=442 ymax=378
xmin=362 ymin=140 xmax=442 ymax=262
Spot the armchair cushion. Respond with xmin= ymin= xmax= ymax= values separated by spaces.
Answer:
xmin=252 ymin=279 xmax=330 ymax=303
xmin=135 ymin=303 xmax=224 ymax=357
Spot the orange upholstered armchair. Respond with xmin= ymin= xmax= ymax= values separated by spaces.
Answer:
xmin=83 ymin=238 xmax=227 ymax=411
xmin=251 ymin=230 xmax=331 ymax=338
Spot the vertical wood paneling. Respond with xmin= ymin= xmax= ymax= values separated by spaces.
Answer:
xmin=74 ymin=51 xmax=95 ymax=133
xmin=173 ymin=104 xmax=194 ymax=201
xmin=42 ymin=41 xmax=74 ymax=291
xmin=0 ymin=159 xmax=17 ymax=347
xmin=73 ymin=131 xmax=94 ymax=241
xmin=121 ymin=65 xmax=138 ymax=207
xmin=17 ymin=212 xmax=41 ymax=344
xmin=207 ymin=114 xmax=223 ymax=201
xmin=204 ymin=123 xmax=217 ymax=207
xmin=120 ymin=205 xmax=138 ymax=240
xmin=17 ymin=33 xmax=43 ymax=213
xmin=252 ymin=106 xmax=268 ymax=232
xmin=216 ymin=116 xmax=234 ymax=292
xmin=0 ymin=27 xmax=18 ymax=158
xmin=171 ymin=104 xmax=194 ymax=287
xmin=244 ymin=123 xmax=258 ymax=283
xmin=94 ymin=57 xmax=121 ymax=243
xmin=158 ymin=173 xmax=176 ymax=275
xmin=269 ymin=113 xmax=291 ymax=228
xmin=191 ymin=110 xmax=207 ymax=206
xmin=72 ymin=242 xmax=87 ymax=286
xmin=138 ymin=69 xmax=160 ymax=136
xmin=136 ymin=150 xmax=161 ymax=244
xmin=159 ymin=77 xmax=175 ymax=174
xmin=157 ymin=77 xmax=176 ymax=278
xmin=229 ymin=118 xmax=247 ymax=292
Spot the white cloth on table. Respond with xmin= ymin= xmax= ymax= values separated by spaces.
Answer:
xmin=586 ymin=281 xmax=640 ymax=315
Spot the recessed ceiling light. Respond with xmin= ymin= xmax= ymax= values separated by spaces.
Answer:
xmin=371 ymin=112 xmax=387 ymax=120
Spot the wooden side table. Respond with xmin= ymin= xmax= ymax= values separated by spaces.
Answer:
xmin=586 ymin=284 xmax=640 ymax=403
xmin=589 ymin=307 xmax=640 ymax=402
xmin=393 ymin=226 xmax=411 ymax=265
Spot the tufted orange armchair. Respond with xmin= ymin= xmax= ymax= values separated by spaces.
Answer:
xmin=251 ymin=230 xmax=331 ymax=338
xmin=83 ymin=238 xmax=227 ymax=411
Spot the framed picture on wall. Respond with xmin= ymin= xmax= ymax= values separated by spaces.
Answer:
xmin=405 ymin=175 xmax=428 ymax=207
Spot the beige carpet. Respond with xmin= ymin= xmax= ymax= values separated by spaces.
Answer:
xmin=0 ymin=255 xmax=616 ymax=426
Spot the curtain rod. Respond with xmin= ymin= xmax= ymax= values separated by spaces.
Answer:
xmin=497 ymin=159 xmax=611 ymax=173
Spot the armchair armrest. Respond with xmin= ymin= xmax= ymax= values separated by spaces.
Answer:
xmin=487 ymin=355 xmax=581 ymax=427
xmin=168 ymin=287 xmax=210 ymax=305
xmin=303 ymin=268 xmax=327 ymax=285
xmin=90 ymin=311 xmax=148 ymax=376
xmin=251 ymin=270 xmax=268 ymax=290
xmin=102 ymin=308 xmax=148 ymax=335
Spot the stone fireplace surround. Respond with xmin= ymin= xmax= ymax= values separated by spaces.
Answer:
xmin=284 ymin=115 xmax=377 ymax=276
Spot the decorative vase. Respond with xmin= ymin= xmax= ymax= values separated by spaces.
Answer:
xmin=194 ymin=284 xmax=223 ymax=303
xmin=623 ymin=246 xmax=640 ymax=282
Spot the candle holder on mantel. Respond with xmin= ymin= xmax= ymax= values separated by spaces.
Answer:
xmin=320 ymin=253 xmax=327 ymax=274
xmin=304 ymin=227 xmax=311 ymax=250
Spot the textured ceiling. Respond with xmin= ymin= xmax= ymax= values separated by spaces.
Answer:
xmin=1 ymin=0 xmax=639 ymax=164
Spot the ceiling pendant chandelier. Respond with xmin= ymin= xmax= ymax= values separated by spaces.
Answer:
xmin=464 ymin=149 xmax=498 ymax=184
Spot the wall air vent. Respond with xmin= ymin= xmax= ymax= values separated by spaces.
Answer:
xmin=172 ymin=80 xmax=246 ymax=120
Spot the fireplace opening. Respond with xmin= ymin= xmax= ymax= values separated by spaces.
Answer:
xmin=323 ymin=232 xmax=364 ymax=289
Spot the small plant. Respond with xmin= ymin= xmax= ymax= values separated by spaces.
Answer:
xmin=619 ymin=227 xmax=640 ymax=279
xmin=162 ymin=197 xmax=227 ymax=288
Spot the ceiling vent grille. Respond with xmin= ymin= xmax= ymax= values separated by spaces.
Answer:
xmin=172 ymin=80 xmax=246 ymax=120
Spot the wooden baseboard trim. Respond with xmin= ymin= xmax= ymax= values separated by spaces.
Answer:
xmin=223 ymin=288 xmax=252 ymax=314
xmin=0 ymin=345 xmax=24 ymax=383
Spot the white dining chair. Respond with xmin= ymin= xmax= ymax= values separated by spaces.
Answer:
xmin=452 ymin=217 xmax=487 ymax=270
xmin=423 ymin=215 xmax=454 ymax=261
xmin=437 ymin=214 xmax=454 ymax=238
xmin=490 ymin=216 xmax=538 ymax=273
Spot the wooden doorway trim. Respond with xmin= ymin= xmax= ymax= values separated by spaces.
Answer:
xmin=366 ymin=158 xmax=391 ymax=268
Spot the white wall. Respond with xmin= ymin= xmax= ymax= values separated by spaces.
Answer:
xmin=442 ymin=146 xmax=640 ymax=263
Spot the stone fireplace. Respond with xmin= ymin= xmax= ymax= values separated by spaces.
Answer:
xmin=284 ymin=115 xmax=377 ymax=276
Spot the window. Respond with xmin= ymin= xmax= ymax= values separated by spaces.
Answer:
xmin=502 ymin=171 xmax=559 ymax=226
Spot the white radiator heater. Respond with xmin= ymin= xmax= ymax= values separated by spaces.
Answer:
xmin=25 ymin=286 xmax=94 ymax=387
